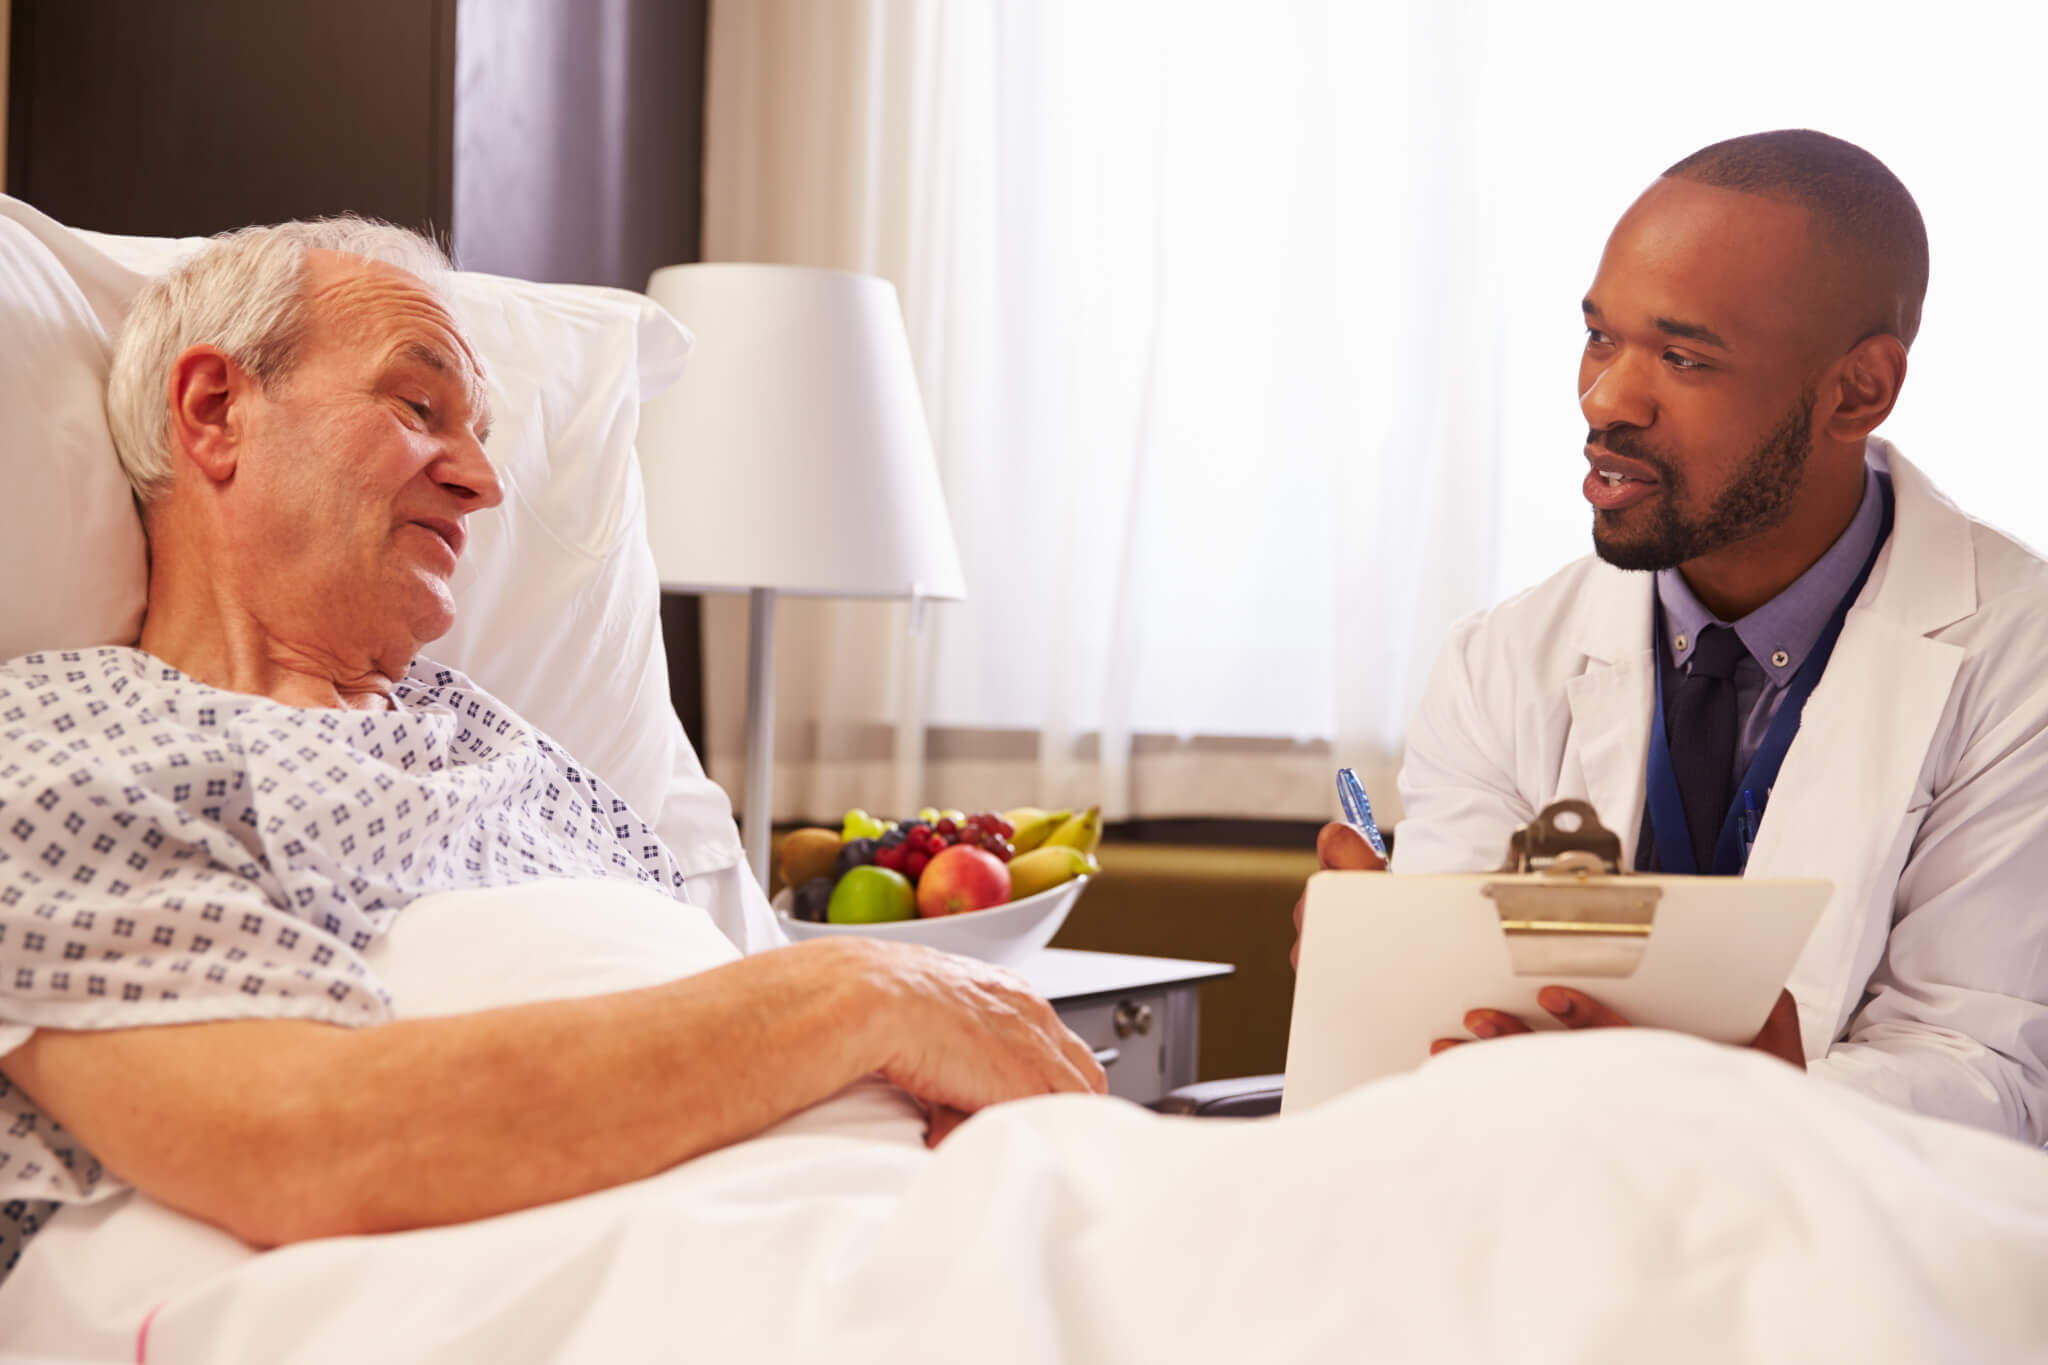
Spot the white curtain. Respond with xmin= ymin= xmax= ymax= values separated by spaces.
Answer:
xmin=698 ymin=0 xmax=2048 ymax=829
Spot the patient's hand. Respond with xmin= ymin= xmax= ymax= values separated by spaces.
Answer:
xmin=849 ymin=939 xmax=1108 ymax=1131
xmin=1290 ymin=822 xmax=1388 ymax=971
xmin=1430 ymin=986 xmax=1806 ymax=1069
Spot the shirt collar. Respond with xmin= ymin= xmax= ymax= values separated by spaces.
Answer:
xmin=1658 ymin=462 xmax=1886 ymax=684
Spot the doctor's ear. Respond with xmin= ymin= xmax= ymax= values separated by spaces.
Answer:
xmin=168 ymin=345 xmax=258 ymax=484
xmin=1819 ymin=333 xmax=1908 ymax=444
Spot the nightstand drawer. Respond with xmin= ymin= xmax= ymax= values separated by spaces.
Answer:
xmin=1056 ymin=991 xmax=1171 ymax=1105
xmin=1019 ymin=949 xmax=1230 ymax=1107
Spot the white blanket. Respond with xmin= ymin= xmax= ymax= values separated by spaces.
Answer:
xmin=5 ymin=883 xmax=2047 ymax=1364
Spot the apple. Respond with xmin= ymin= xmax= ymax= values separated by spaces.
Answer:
xmin=916 ymin=845 xmax=1011 ymax=917
xmin=828 ymin=866 xmax=917 ymax=924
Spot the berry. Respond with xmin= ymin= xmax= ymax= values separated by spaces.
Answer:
xmin=875 ymin=844 xmax=907 ymax=872
xmin=935 ymin=817 xmax=958 ymax=838
xmin=905 ymin=849 xmax=931 ymax=881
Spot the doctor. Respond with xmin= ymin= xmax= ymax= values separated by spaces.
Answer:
xmin=1302 ymin=129 xmax=2048 ymax=1143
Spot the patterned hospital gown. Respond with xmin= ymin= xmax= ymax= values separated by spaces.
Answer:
xmin=0 ymin=647 xmax=691 ymax=1281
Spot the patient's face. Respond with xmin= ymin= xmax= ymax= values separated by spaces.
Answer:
xmin=226 ymin=253 xmax=499 ymax=662
xmin=1576 ymin=178 xmax=1832 ymax=573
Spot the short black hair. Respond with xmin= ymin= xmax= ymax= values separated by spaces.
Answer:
xmin=1664 ymin=129 xmax=1929 ymax=347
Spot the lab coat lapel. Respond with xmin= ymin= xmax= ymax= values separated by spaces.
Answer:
xmin=1747 ymin=441 xmax=1972 ymax=1053
xmin=1564 ymin=567 xmax=1656 ymax=866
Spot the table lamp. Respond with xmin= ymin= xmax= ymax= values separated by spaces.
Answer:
xmin=637 ymin=263 xmax=967 ymax=887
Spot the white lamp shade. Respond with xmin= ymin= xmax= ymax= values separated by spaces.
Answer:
xmin=638 ymin=263 xmax=966 ymax=601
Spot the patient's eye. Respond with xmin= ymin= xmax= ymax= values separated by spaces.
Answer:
xmin=405 ymin=399 xmax=433 ymax=422
xmin=1664 ymin=351 xmax=1706 ymax=372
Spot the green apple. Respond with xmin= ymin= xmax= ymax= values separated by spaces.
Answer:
xmin=827 ymin=865 xmax=917 ymax=924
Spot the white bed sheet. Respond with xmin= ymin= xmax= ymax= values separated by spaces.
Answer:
xmin=5 ymin=886 xmax=2046 ymax=1364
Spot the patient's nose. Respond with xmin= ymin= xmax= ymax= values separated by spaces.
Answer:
xmin=439 ymin=432 xmax=504 ymax=510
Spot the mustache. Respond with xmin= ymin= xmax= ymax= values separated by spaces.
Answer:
xmin=1587 ymin=428 xmax=1675 ymax=480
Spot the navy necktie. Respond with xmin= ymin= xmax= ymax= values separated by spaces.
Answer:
xmin=1666 ymin=624 xmax=1746 ymax=874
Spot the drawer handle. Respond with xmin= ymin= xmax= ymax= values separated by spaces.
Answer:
xmin=1092 ymin=1047 xmax=1121 ymax=1069
xmin=1113 ymin=1000 xmax=1154 ymax=1038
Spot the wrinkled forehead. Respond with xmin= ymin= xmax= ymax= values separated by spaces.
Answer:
xmin=300 ymin=249 xmax=492 ymax=424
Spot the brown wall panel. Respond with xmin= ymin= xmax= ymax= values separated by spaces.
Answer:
xmin=453 ymin=0 xmax=705 ymax=289
xmin=6 ymin=0 xmax=454 ymax=240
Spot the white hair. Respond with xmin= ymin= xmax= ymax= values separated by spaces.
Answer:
xmin=105 ymin=216 xmax=456 ymax=502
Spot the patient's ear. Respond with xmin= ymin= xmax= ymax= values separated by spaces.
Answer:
xmin=168 ymin=346 xmax=253 ymax=484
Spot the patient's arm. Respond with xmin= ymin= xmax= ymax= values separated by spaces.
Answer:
xmin=0 ymin=937 xmax=1104 ymax=1249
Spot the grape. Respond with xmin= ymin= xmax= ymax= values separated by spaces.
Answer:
xmin=905 ymin=849 xmax=931 ymax=881
xmin=792 ymin=876 xmax=836 ymax=922
xmin=935 ymin=817 xmax=958 ymax=838
xmin=991 ymin=817 xmax=1015 ymax=840
xmin=835 ymin=838 xmax=881 ymax=878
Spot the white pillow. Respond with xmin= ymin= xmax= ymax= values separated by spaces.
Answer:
xmin=0 ymin=202 xmax=149 ymax=657
xmin=0 ymin=195 xmax=748 ymax=890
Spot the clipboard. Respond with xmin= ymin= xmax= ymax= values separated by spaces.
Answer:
xmin=1281 ymin=800 xmax=1831 ymax=1114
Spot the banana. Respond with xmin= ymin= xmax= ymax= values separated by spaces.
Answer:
xmin=1004 ymin=806 xmax=1069 ymax=854
xmin=1043 ymin=804 xmax=1102 ymax=856
xmin=1008 ymin=845 xmax=1098 ymax=900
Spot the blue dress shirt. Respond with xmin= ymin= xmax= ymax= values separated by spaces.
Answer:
xmin=1655 ymin=463 xmax=1890 ymax=789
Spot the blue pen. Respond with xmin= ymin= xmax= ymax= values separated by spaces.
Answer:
xmin=1336 ymin=767 xmax=1390 ymax=861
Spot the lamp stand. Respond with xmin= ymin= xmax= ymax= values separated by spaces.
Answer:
xmin=741 ymin=586 xmax=778 ymax=888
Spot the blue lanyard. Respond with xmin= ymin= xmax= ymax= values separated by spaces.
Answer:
xmin=1644 ymin=478 xmax=1895 ymax=877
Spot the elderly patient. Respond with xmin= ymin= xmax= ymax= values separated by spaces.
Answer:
xmin=0 ymin=222 xmax=1104 ymax=1279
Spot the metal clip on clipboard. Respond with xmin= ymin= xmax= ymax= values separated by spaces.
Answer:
xmin=1480 ymin=799 xmax=1662 ymax=979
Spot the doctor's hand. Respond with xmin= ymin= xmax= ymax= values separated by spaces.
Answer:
xmin=1429 ymin=986 xmax=1806 ymax=1069
xmin=1290 ymin=822 xmax=1388 ymax=971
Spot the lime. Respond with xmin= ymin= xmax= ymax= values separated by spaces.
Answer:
xmin=826 ymin=865 xmax=917 ymax=924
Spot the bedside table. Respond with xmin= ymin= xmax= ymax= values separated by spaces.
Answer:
xmin=1014 ymin=949 xmax=1234 ymax=1105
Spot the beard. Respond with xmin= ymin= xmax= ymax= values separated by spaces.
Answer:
xmin=1590 ymin=388 xmax=1817 ymax=572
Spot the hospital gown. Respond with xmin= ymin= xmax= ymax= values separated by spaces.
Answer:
xmin=0 ymin=647 xmax=693 ymax=1280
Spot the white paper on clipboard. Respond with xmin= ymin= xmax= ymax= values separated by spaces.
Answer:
xmin=1282 ymin=868 xmax=1832 ymax=1114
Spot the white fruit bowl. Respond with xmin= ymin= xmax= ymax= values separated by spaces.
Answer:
xmin=772 ymin=875 xmax=1090 ymax=966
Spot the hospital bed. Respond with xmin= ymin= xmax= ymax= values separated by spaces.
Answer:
xmin=3 ymin=196 xmax=2048 ymax=1364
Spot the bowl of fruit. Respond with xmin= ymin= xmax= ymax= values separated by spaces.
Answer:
xmin=771 ymin=806 xmax=1102 ymax=966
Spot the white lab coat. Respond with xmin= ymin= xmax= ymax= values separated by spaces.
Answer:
xmin=1394 ymin=439 xmax=2048 ymax=1143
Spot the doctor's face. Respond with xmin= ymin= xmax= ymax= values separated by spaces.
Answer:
xmin=1577 ymin=178 xmax=1830 ymax=573
xmin=223 ymin=253 xmax=501 ymax=661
